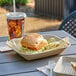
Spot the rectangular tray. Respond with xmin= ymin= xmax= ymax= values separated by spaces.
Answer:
xmin=53 ymin=56 xmax=76 ymax=76
xmin=6 ymin=34 xmax=69 ymax=60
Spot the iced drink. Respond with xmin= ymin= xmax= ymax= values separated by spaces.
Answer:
xmin=6 ymin=12 xmax=26 ymax=40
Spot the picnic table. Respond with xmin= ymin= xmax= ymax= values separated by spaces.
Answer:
xmin=0 ymin=30 xmax=76 ymax=76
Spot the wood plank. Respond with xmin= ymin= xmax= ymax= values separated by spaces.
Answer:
xmin=61 ymin=45 xmax=76 ymax=55
xmin=0 ymin=36 xmax=8 ymax=42
xmin=0 ymin=56 xmax=58 ymax=75
xmin=39 ymin=30 xmax=68 ymax=38
xmin=66 ymin=54 xmax=76 ymax=58
xmin=0 ymin=54 xmax=76 ymax=76
xmin=2 ymin=54 xmax=76 ymax=76
xmin=0 ymin=52 xmax=24 ymax=63
xmin=62 ymin=31 xmax=76 ymax=41
xmin=7 ymin=71 xmax=46 ymax=76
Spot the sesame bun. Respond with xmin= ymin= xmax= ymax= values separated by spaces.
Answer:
xmin=21 ymin=33 xmax=47 ymax=50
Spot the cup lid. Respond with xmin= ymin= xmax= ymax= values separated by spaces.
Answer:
xmin=6 ymin=12 xmax=26 ymax=19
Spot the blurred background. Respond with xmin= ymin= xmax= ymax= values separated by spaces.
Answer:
xmin=0 ymin=0 xmax=68 ymax=36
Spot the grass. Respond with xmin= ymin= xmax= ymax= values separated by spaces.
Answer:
xmin=0 ymin=0 xmax=30 ymax=6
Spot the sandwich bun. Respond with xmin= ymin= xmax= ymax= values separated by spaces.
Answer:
xmin=21 ymin=33 xmax=47 ymax=51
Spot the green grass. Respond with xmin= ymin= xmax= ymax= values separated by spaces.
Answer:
xmin=0 ymin=0 xmax=6 ymax=6
xmin=0 ymin=0 xmax=29 ymax=6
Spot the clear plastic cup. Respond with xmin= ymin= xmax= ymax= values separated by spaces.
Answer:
xmin=6 ymin=12 xmax=26 ymax=40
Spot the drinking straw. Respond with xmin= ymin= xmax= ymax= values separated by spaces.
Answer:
xmin=13 ymin=0 xmax=16 ymax=12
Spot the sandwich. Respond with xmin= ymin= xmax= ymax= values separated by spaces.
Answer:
xmin=21 ymin=33 xmax=48 ymax=51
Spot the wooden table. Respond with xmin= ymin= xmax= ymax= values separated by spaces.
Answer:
xmin=0 ymin=30 xmax=76 ymax=76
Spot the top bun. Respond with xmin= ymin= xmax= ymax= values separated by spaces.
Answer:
xmin=21 ymin=33 xmax=47 ymax=50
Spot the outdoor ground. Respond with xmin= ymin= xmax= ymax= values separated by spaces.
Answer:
xmin=0 ymin=0 xmax=62 ymax=36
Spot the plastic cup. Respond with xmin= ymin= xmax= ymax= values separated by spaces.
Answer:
xmin=6 ymin=12 xmax=26 ymax=40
